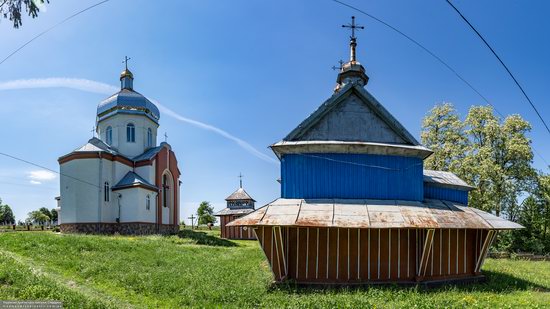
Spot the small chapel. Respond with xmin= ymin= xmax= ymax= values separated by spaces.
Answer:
xmin=215 ymin=175 xmax=256 ymax=240
xmin=57 ymin=61 xmax=181 ymax=235
xmin=228 ymin=17 xmax=522 ymax=284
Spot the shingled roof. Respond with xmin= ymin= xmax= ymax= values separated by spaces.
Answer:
xmin=225 ymin=188 xmax=256 ymax=202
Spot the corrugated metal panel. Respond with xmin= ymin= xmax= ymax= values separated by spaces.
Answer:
xmin=424 ymin=184 xmax=468 ymax=205
xmin=227 ymin=198 xmax=523 ymax=230
xmin=281 ymin=153 xmax=424 ymax=201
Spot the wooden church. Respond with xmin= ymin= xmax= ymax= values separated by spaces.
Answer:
xmin=228 ymin=17 xmax=522 ymax=284
xmin=215 ymin=175 xmax=256 ymax=240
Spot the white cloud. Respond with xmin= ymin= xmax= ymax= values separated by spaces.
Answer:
xmin=0 ymin=78 xmax=278 ymax=164
xmin=27 ymin=170 xmax=57 ymax=185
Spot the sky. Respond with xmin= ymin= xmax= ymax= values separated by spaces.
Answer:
xmin=1 ymin=0 xmax=549 ymax=224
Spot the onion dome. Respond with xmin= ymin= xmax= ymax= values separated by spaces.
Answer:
xmin=96 ymin=67 xmax=160 ymax=124
xmin=334 ymin=16 xmax=369 ymax=92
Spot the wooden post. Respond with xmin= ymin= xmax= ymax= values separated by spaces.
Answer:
xmin=474 ymin=230 xmax=497 ymax=274
xmin=416 ymin=229 xmax=435 ymax=281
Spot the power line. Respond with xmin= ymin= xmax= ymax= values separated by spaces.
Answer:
xmin=445 ymin=0 xmax=550 ymax=137
xmin=330 ymin=0 xmax=549 ymax=169
xmin=0 ymin=152 xmax=100 ymax=188
xmin=0 ymin=0 xmax=110 ymax=66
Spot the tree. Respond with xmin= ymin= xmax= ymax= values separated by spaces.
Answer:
xmin=421 ymin=103 xmax=467 ymax=172
xmin=38 ymin=207 xmax=52 ymax=225
xmin=197 ymin=201 xmax=216 ymax=226
xmin=0 ymin=204 xmax=15 ymax=225
xmin=50 ymin=208 xmax=58 ymax=223
xmin=463 ymin=107 xmax=534 ymax=216
xmin=0 ymin=0 xmax=48 ymax=28
xmin=27 ymin=210 xmax=49 ymax=226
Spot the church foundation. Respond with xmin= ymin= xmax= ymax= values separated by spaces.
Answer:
xmin=60 ymin=222 xmax=179 ymax=235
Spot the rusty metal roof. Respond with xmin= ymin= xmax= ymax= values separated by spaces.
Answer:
xmin=423 ymin=170 xmax=475 ymax=191
xmin=227 ymin=198 xmax=523 ymax=230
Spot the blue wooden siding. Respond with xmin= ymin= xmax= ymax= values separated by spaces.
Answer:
xmin=423 ymin=184 xmax=468 ymax=205
xmin=281 ymin=153 xmax=424 ymax=200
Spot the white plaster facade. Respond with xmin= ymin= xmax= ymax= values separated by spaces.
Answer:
xmin=57 ymin=69 xmax=180 ymax=231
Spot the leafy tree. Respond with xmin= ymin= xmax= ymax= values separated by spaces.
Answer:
xmin=197 ymin=201 xmax=216 ymax=226
xmin=421 ymin=103 xmax=466 ymax=172
xmin=27 ymin=210 xmax=49 ymax=226
xmin=38 ymin=206 xmax=52 ymax=224
xmin=0 ymin=0 xmax=48 ymax=28
xmin=50 ymin=208 xmax=58 ymax=223
xmin=0 ymin=204 xmax=15 ymax=225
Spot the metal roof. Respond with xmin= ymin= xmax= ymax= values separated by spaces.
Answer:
xmin=112 ymin=171 xmax=158 ymax=191
xmin=227 ymin=198 xmax=523 ymax=230
xmin=225 ymin=188 xmax=256 ymax=201
xmin=132 ymin=144 xmax=164 ymax=161
xmin=73 ymin=138 xmax=117 ymax=154
xmin=214 ymin=208 xmax=255 ymax=216
xmin=423 ymin=170 xmax=475 ymax=191
xmin=97 ymin=89 xmax=160 ymax=124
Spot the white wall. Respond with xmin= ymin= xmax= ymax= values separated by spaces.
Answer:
xmin=97 ymin=113 xmax=159 ymax=158
xmin=118 ymin=187 xmax=156 ymax=223
xmin=60 ymin=159 xmax=101 ymax=223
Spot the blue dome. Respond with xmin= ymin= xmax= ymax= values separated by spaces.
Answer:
xmin=96 ymin=88 xmax=160 ymax=124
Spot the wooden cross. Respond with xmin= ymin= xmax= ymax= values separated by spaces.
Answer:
xmin=122 ymin=56 xmax=131 ymax=70
xmin=188 ymin=214 xmax=196 ymax=229
xmin=342 ymin=16 xmax=364 ymax=39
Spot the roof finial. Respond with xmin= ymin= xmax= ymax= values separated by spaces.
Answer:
xmin=123 ymin=56 xmax=131 ymax=70
xmin=239 ymin=173 xmax=243 ymax=188
xmin=120 ymin=56 xmax=134 ymax=89
xmin=342 ymin=16 xmax=364 ymax=62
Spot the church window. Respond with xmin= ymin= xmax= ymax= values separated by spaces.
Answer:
xmin=146 ymin=195 xmax=151 ymax=210
xmin=126 ymin=123 xmax=135 ymax=142
xmin=147 ymin=128 xmax=153 ymax=147
xmin=106 ymin=126 xmax=112 ymax=145
xmin=104 ymin=182 xmax=110 ymax=202
xmin=162 ymin=174 xmax=167 ymax=207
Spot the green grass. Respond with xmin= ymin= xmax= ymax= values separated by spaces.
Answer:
xmin=0 ymin=230 xmax=548 ymax=308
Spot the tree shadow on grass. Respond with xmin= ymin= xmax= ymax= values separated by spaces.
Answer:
xmin=269 ymin=270 xmax=549 ymax=295
xmin=175 ymin=229 xmax=237 ymax=247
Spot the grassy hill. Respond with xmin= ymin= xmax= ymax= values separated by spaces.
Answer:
xmin=0 ymin=230 xmax=548 ymax=308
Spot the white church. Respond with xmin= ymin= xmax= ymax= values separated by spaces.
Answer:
xmin=57 ymin=65 xmax=181 ymax=234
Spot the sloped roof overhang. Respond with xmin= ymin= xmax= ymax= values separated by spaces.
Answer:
xmin=271 ymin=140 xmax=433 ymax=160
xmin=227 ymin=198 xmax=523 ymax=230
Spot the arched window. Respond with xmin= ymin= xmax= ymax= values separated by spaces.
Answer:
xmin=126 ymin=123 xmax=135 ymax=142
xmin=104 ymin=182 xmax=110 ymax=202
xmin=147 ymin=128 xmax=153 ymax=147
xmin=106 ymin=126 xmax=112 ymax=145
xmin=162 ymin=174 xmax=168 ymax=208
xmin=146 ymin=195 xmax=151 ymax=210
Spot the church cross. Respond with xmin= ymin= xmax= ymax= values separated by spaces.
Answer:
xmin=188 ymin=214 xmax=196 ymax=229
xmin=239 ymin=173 xmax=243 ymax=188
xmin=332 ymin=59 xmax=345 ymax=71
xmin=91 ymin=126 xmax=95 ymax=138
xmin=122 ymin=56 xmax=131 ymax=70
xmin=164 ymin=132 xmax=168 ymax=143
xmin=342 ymin=16 xmax=364 ymax=39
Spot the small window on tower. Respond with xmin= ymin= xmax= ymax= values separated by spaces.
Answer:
xmin=104 ymin=182 xmax=110 ymax=202
xmin=146 ymin=195 xmax=151 ymax=210
xmin=106 ymin=126 xmax=112 ymax=145
xmin=126 ymin=123 xmax=135 ymax=142
xmin=147 ymin=128 xmax=153 ymax=147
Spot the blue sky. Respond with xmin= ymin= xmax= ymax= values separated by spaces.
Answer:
xmin=1 ymin=0 xmax=549 ymax=224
